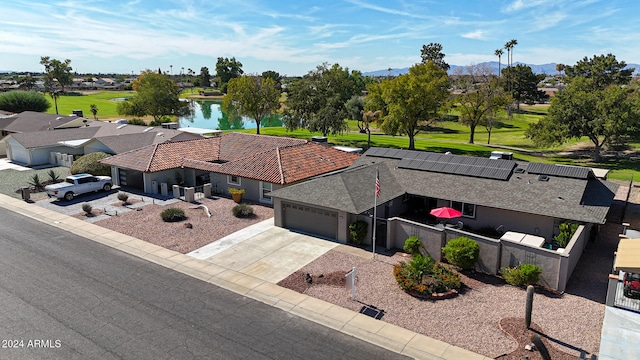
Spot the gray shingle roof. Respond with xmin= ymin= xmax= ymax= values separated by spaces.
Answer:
xmin=269 ymin=148 xmax=619 ymax=224
xmin=3 ymin=111 xmax=82 ymax=133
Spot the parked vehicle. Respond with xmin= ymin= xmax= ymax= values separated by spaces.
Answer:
xmin=623 ymin=272 xmax=640 ymax=298
xmin=45 ymin=173 xmax=112 ymax=201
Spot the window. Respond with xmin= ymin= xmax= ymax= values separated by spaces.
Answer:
xmin=227 ymin=175 xmax=240 ymax=186
xmin=260 ymin=182 xmax=272 ymax=203
xmin=451 ymin=200 xmax=476 ymax=218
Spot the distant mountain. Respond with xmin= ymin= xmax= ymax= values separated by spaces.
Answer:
xmin=363 ymin=62 xmax=640 ymax=77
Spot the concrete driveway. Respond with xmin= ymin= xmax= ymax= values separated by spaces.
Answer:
xmin=189 ymin=221 xmax=340 ymax=283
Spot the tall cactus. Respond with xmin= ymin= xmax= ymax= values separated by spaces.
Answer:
xmin=525 ymin=285 xmax=535 ymax=329
xmin=531 ymin=335 xmax=551 ymax=360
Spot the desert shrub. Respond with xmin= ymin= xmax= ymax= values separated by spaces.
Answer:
xmin=117 ymin=192 xmax=129 ymax=204
xmin=28 ymin=174 xmax=44 ymax=189
xmin=393 ymin=254 xmax=461 ymax=297
xmin=554 ymin=221 xmax=579 ymax=248
xmin=232 ymin=203 xmax=254 ymax=218
xmin=69 ymin=152 xmax=111 ymax=176
xmin=160 ymin=207 xmax=186 ymax=222
xmin=0 ymin=90 xmax=50 ymax=113
xmin=348 ymin=221 xmax=368 ymax=244
xmin=442 ymin=236 xmax=480 ymax=270
xmin=127 ymin=118 xmax=146 ymax=126
xmin=47 ymin=169 xmax=61 ymax=182
xmin=502 ymin=264 xmax=542 ymax=287
xmin=82 ymin=203 xmax=92 ymax=214
xmin=403 ymin=236 xmax=423 ymax=255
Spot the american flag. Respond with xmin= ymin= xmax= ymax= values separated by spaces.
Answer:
xmin=375 ymin=168 xmax=380 ymax=198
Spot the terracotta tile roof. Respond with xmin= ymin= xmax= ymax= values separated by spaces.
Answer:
xmin=278 ymin=142 xmax=360 ymax=183
xmin=102 ymin=137 xmax=221 ymax=172
xmin=101 ymin=132 xmax=359 ymax=184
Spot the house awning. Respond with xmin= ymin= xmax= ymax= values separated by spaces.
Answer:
xmin=614 ymin=238 xmax=640 ymax=273
xmin=178 ymin=127 xmax=222 ymax=136
xmin=57 ymin=138 xmax=92 ymax=148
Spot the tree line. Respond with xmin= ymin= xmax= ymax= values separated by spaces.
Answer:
xmin=6 ymin=47 xmax=640 ymax=162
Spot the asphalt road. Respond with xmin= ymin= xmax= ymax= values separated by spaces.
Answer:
xmin=0 ymin=209 xmax=409 ymax=360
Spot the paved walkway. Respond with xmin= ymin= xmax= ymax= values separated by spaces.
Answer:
xmin=0 ymin=193 xmax=490 ymax=360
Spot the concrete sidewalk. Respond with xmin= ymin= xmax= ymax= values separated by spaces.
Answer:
xmin=0 ymin=193 xmax=490 ymax=360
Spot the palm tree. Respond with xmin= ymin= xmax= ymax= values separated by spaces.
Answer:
xmin=90 ymin=104 xmax=98 ymax=120
xmin=504 ymin=39 xmax=517 ymax=69
xmin=494 ymin=49 xmax=504 ymax=76
xmin=360 ymin=110 xmax=382 ymax=148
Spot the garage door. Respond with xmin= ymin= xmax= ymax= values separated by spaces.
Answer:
xmin=282 ymin=202 xmax=338 ymax=240
xmin=118 ymin=169 xmax=144 ymax=190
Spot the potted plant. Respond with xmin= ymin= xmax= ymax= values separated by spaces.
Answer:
xmin=228 ymin=187 xmax=246 ymax=203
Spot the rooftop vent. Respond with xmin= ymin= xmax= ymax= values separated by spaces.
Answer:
xmin=311 ymin=136 xmax=328 ymax=144
xmin=116 ymin=124 xmax=127 ymax=129
xmin=514 ymin=167 xmax=525 ymax=173
xmin=143 ymin=127 xmax=154 ymax=132
xmin=537 ymin=174 xmax=549 ymax=182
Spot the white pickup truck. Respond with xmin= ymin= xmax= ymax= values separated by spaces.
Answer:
xmin=45 ymin=173 xmax=113 ymax=201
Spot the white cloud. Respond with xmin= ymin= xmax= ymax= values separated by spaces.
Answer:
xmin=503 ymin=0 xmax=551 ymax=13
xmin=461 ymin=30 xmax=486 ymax=40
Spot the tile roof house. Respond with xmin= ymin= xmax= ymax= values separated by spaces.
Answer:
xmin=100 ymin=132 xmax=360 ymax=203
xmin=4 ymin=121 xmax=200 ymax=166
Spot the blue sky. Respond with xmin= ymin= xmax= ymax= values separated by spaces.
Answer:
xmin=1 ymin=0 xmax=638 ymax=76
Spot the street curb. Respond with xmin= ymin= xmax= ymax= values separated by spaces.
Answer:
xmin=0 ymin=194 xmax=491 ymax=360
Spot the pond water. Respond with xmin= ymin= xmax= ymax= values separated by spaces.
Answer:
xmin=179 ymin=100 xmax=282 ymax=130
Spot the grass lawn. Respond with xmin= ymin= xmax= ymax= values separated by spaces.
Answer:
xmin=42 ymin=91 xmax=639 ymax=181
xmin=45 ymin=91 xmax=135 ymax=120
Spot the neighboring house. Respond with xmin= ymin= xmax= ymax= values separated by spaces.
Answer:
xmin=5 ymin=121 xmax=201 ymax=166
xmin=269 ymin=147 xmax=618 ymax=243
xmin=0 ymin=111 xmax=88 ymax=158
xmin=100 ymin=132 xmax=360 ymax=203
xmin=0 ymin=111 xmax=86 ymax=134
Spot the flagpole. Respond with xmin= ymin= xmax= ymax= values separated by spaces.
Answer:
xmin=372 ymin=167 xmax=379 ymax=259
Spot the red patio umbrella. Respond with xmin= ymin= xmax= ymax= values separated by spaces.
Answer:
xmin=429 ymin=207 xmax=462 ymax=219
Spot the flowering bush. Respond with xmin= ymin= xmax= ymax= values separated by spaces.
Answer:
xmin=393 ymin=254 xmax=461 ymax=297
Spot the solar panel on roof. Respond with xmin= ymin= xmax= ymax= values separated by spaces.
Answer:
xmin=526 ymin=162 xmax=590 ymax=179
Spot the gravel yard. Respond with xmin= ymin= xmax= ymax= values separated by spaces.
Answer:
xmin=5 ymin=167 xmax=636 ymax=359
xmin=277 ymin=243 xmax=608 ymax=359
xmin=93 ymin=197 xmax=274 ymax=253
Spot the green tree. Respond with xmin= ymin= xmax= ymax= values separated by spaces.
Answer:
xmin=117 ymin=70 xmax=192 ymax=122
xmin=494 ymin=49 xmax=504 ymax=76
xmin=365 ymin=62 xmax=450 ymax=150
xmin=345 ymin=95 xmax=364 ymax=122
xmin=0 ymin=91 xmax=51 ymax=113
xmin=40 ymin=56 xmax=73 ymax=93
xmin=89 ymin=104 xmax=98 ymax=120
xmin=456 ymin=75 xmax=511 ymax=144
xmin=564 ymin=53 xmax=634 ymax=88
xmin=420 ymin=42 xmax=449 ymax=71
xmin=526 ymin=76 xmax=640 ymax=162
xmin=19 ymin=75 xmax=36 ymax=91
xmin=216 ymin=57 xmax=244 ymax=93
xmin=283 ymin=63 xmax=365 ymax=136
xmin=221 ymin=76 xmax=280 ymax=135
xmin=199 ymin=67 xmax=211 ymax=88
xmin=501 ymin=64 xmax=548 ymax=110
xmin=261 ymin=70 xmax=282 ymax=88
